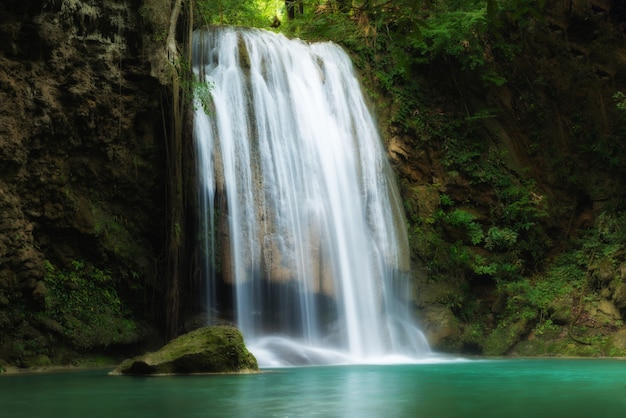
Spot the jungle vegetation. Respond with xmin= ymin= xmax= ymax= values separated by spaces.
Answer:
xmin=5 ymin=0 xmax=624 ymax=368
xmin=183 ymin=0 xmax=626 ymax=355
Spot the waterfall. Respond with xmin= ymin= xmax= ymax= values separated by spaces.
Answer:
xmin=192 ymin=26 xmax=429 ymax=366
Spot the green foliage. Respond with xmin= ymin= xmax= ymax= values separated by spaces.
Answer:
xmin=364 ymin=0 xmax=552 ymax=313
xmin=484 ymin=209 xmax=625 ymax=350
xmin=577 ymin=211 xmax=626 ymax=291
xmin=440 ymin=209 xmax=484 ymax=245
xmin=174 ymin=57 xmax=215 ymax=116
xmin=402 ymin=0 xmax=545 ymax=86
xmin=405 ymin=163 xmax=546 ymax=284
xmin=439 ymin=193 xmax=454 ymax=207
xmin=193 ymin=80 xmax=214 ymax=114
xmin=612 ymin=91 xmax=626 ymax=113
xmin=590 ymin=91 xmax=626 ymax=173
xmin=43 ymin=260 xmax=137 ymax=349
xmin=496 ymin=245 xmax=584 ymax=337
xmin=503 ymin=256 xmax=583 ymax=316
xmin=471 ymin=253 xmax=522 ymax=281
xmin=442 ymin=129 xmax=549 ymax=269
xmin=195 ymin=0 xmax=281 ymax=28
xmin=483 ymin=317 xmax=530 ymax=355
xmin=533 ymin=318 xmax=558 ymax=336
xmin=556 ymin=90 xmax=626 ymax=178
xmin=484 ymin=227 xmax=518 ymax=251
xmin=414 ymin=6 xmax=492 ymax=69
xmin=90 ymin=203 xmax=143 ymax=263
xmin=568 ymin=95 xmax=626 ymax=175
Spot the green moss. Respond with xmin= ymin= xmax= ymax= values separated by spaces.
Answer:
xmin=511 ymin=322 xmax=626 ymax=357
xmin=22 ymin=354 xmax=52 ymax=369
xmin=484 ymin=318 xmax=530 ymax=355
xmin=72 ymin=354 xmax=119 ymax=368
xmin=513 ymin=339 xmax=548 ymax=356
xmin=91 ymin=204 xmax=141 ymax=261
xmin=113 ymin=326 xmax=258 ymax=375
xmin=463 ymin=322 xmax=487 ymax=346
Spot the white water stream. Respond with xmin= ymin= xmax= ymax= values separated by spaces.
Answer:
xmin=192 ymin=27 xmax=429 ymax=366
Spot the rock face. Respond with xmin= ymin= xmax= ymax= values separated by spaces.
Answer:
xmin=1 ymin=0 xmax=625 ymax=365
xmin=111 ymin=326 xmax=258 ymax=375
xmin=0 ymin=0 xmax=168 ymax=365
xmin=380 ymin=0 xmax=626 ymax=355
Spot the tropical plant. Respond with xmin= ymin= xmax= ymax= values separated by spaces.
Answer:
xmin=42 ymin=260 xmax=137 ymax=349
xmin=195 ymin=0 xmax=285 ymax=27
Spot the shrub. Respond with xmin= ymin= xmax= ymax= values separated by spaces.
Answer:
xmin=43 ymin=260 xmax=138 ymax=349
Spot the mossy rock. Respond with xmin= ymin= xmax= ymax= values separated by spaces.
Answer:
xmin=22 ymin=354 xmax=52 ymax=369
xmin=483 ymin=318 xmax=531 ymax=356
xmin=0 ymin=359 xmax=19 ymax=374
xmin=111 ymin=326 xmax=258 ymax=375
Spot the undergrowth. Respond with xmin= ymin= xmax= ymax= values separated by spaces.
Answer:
xmin=42 ymin=260 xmax=138 ymax=350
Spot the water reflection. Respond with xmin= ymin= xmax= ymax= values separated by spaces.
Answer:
xmin=1 ymin=360 xmax=626 ymax=418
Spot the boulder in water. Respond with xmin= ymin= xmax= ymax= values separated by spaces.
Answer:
xmin=110 ymin=326 xmax=258 ymax=375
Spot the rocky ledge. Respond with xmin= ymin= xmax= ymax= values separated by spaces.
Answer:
xmin=110 ymin=326 xmax=258 ymax=375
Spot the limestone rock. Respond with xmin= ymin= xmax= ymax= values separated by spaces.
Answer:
xmin=111 ymin=326 xmax=258 ymax=375
xmin=598 ymin=299 xmax=622 ymax=320
xmin=612 ymin=282 xmax=626 ymax=309
xmin=610 ymin=329 xmax=626 ymax=351
xmin=0 ymin=0 xmax=163 ymax=363
xmin=0 ymin=359 xmax=19 ymax=374
xmin=550 ymin=297 xmax=573 ymax=325
xmin=418 ymin=305 xmax=459 ymax=347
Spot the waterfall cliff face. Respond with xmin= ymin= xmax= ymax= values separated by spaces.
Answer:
xmin=192 ymin=27 xmax=428 ymax=366
xmin=0 ymin=0 xmax=165 ymax=360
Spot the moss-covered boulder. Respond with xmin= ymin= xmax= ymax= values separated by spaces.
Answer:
xmin=110 ymin=326 xmax=258 ymax=375
xmin=483 ymin=318 xmax=533 ymax=356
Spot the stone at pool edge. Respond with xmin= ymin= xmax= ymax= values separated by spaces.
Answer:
xmin=110 ymin=325 xmax=258 ymax=375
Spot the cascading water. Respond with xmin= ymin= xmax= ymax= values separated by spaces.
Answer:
xmin=192 ymin=26 xmax=429 ymax=366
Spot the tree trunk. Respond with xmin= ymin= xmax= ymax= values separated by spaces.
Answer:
xmin=285 ymin=1 xmax=303 ymax=20
xmin=164 ymin=0 xmax=184 ymax=341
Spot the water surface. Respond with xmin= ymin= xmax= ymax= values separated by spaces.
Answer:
xmin=1 ymin=359 xmax=625 ymax=417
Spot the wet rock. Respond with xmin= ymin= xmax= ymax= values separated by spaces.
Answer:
xmin=31 ymin=280 xmax=47 ymax=304
xmin=419 ymin=305 xmax=459 ymax=347
xmin=0 ymin=0 xmax=165 ymax=362
xmin=549 ymin=295 xmax=573 ymax=325
xmin=111 ymin=326 xmax=258 ymax=375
